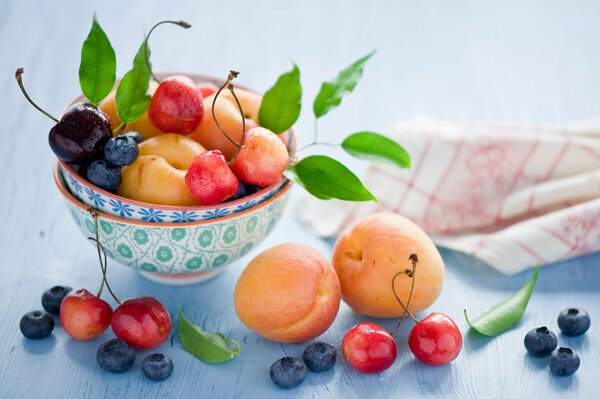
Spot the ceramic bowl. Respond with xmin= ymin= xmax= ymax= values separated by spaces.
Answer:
xmin=54 ymin=162 xmax=291 ymax=285
xmin=59 ymin=72 xmax=296 ymax=223
xmin=60 ymin=161 xmax=288 ymax=223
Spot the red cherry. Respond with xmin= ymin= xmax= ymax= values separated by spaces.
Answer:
xmin=148 ymin=75 xmax=203 ymax=134
xmin=231 ymin=127 xmax=289 ymax=187
xmin=111 ymin=297 xmax=171 ymax=350
xmin=185 ymin=150 xmax=240 ymax=204
xmin=342 ymin=322 xmax=397 ymax=373
xmin=408 ymin=312 xmax=462 ymax=366
xmin=197 ymin=82 xmax=218 ymax=98
xmin=59 ymin=288 xmax=113 ymax=340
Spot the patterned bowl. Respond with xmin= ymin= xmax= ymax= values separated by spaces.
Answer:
xmin=59 ymin=72 xmax=296 ymax=223
xmin=60 ymin=161 xmax=288 ymax=223
xmin=54 ymin=162 xmax=291 ymax=285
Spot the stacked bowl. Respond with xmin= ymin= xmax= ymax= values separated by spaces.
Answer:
xmin=54 ymin=75 xmax=293 ymax=285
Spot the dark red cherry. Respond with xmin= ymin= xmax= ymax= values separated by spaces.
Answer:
xmin=49 ymin=102 xmax=112 ymax=164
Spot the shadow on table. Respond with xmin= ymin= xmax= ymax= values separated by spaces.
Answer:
xmin=22 ymin=335 xmax=56 ymax=355
xmin=441 ymin=248 xmax=600 ymax=293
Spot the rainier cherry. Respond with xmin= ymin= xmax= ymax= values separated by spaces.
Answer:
xmin=342 ymin=322 xmax=397 ymax=373
xmin=185 ymin=150 xmax=240 ymax=204
xmin=111 ymin=297 xmax=171 ymax=350
xmin=231 ymin=127 xmax=289 ymax=187
xmin=148 ymin=75 xmax=204 ymax=134
xmin=60 ymin=289 xmax=113 ymax=340
xmin=197 ymin=82 xmax=218 ymax=98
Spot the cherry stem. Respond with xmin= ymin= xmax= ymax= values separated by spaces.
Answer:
xmin=211 ymin=70 xmax=242 ymax=150
xmin=15 ymin=68 xmax=59 ymax=123
xmin=144 ymin=20 xmax=191 ymax=83
xmin=390 ymin=253 xmax=419 ymax=336
xmin=227 ymin=83 xmax=246 ymax=164
xmin=88 ymin=209 xmax=121 ymax=304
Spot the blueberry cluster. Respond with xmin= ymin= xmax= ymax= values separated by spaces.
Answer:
xmin=86 ymin=132 xmax=141 ymax=192
xmin=96 ymin=338 xmax=173 ymax=381
xmin=524 ymin=307 xmax=590 ymax=376
xmin=19 ymin=285 xmax=72 ymax=339
xmin=270 ymin=342 xmax=336 ymax=389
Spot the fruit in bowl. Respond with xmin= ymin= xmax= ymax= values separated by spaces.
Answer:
xmin=54 ymin=163 xmax=291 ymax=284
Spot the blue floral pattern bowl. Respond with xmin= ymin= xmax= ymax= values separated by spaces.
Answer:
xmin=54 ymin=162 xmax=292 ymax=285
xmin=59 ymin=161 xmax=288 ymax=223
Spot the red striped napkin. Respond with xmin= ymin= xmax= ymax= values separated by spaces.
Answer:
xmin=298 ymin=118 xmax=600 ymax=274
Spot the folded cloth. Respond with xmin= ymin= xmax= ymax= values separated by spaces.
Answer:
xmin=297 ymin=117 xmax=600 ymax=275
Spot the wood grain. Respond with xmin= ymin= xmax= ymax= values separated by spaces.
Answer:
xmin=1 ymin=1 xmax=599 ymax=398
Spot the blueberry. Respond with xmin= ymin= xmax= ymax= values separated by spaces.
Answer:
xmin=303 ymin=342 xmax=336 ymax=372
xmin=20 ymin=310 xmax=54 ymax=339
xmin=243 ymin=183 xmax=261 ymax=195
xmin=123 ymin=131 xmax=143 ymax=144
xmin=523 ymin=327 xmax=557 ymax=357
xmin=96 ymin=338 xmax=135 ymax=373
xmin=269 ymin=357 xmax=307 ymax=389
xmin=142 ymin=353 xmax=173 ymax=381
xmin=104 ymin=136 xmax=139 ymax=166
xmin=549 ymin=347 xmax=580 ymax=376
xmin=41 ymin=285 xmax=72 ymax=315
xmin=87 ymin=160 xmax=122 ymax=192
xmin=229 ymin=182 xmax=246 ymax=201
xmin=558 ymin=307 xmax=591 ymax=336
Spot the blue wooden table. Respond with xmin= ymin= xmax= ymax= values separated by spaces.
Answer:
xmin=1 ymin=1 xmax=599 ymax=398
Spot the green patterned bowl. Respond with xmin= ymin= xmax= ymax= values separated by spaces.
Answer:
xmin=54 ymin=162 xmax=291 ymax=285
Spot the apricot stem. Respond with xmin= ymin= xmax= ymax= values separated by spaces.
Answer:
xmin=390 ymin=253 xmax=419 ymax=335
xmin=15 ymin=68 xmax=59 ymax=123
xmin=227 ymin=83 xmax=246 ymax=164
xmin=88 ymin=209 xmax=121 ymax=304
xmin=143 ymin=20 xmax=191 ymax=83
xmin=211 ymin=71 xmax=242 ymax=150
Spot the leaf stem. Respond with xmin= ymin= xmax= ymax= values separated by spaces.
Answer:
xmin=113 ymin=121 xmax=125 ymax=135
xmin=143 ymin=20 xmax=191 ymax=83
xmin=211 ymin=71 xmax=242 ymax=150
xmin=15 ymin=68 xmax=59 ymax=123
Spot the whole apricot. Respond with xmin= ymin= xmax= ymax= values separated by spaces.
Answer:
xmin=332 ymin=213 xmax=444 ymax=318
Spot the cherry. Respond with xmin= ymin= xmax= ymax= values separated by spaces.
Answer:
xmin=15 ymin=69 xmax=112 ymax=164
xmin=231 ymin=127 xmax=289 ymax=187
xmin=185 ymin=150 xmax=240 ymax=205
xmin=197 ymin=82 xmax=218 ymax=98
xmin=148 ymin=75 xmax=203 ymax=134
xmin=342 ymin=322 xmax=397 ymax=374
xmin=111 ymin=297 xmax=171 ymax=350
xmin=60 ymin=288 xmax=113 ymax=340
xmin=408 ymin=312 xmax=462 ymax=366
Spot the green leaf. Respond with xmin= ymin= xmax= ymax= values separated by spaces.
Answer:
xmin=313 ymin=50 xmax=375 ymax=118
xmin=115 ymin=42 xmax=152 ymax=123
xmin=464 ymin=265 xmax=539 ymax=336
xmin=342 ymin=132 xmax=411 ymax=169
xmin=289 ymin=155 xmax=376 ymax=201
xmin=79 ymin=15 xmax=116 ymax=105
xmin=258 ymin=64 xmax=302 ymax=134
xmin=179 ymin=310 xmax=241 ymax=364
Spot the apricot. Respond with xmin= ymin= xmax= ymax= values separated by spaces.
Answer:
xmin=118 ymin=134 xmax=205 ymax=206
xmin=231 ymin=127 xmax=289 ymax=187
xmin=234 ymin=244 xmax=341 ymax=343
xmin=99 ymin=81 xmax=164 ymax=140
xmin=188 ymin=89 xmax=260 ymax=160
xmin=332 ymin=213 xmax=444 ymax=318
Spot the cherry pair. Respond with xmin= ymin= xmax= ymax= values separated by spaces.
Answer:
xmin=342 ymin=254 xmax=462 ymax=373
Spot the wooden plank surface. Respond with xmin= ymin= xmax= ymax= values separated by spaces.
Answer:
xmin=1 ymin=1 xmax=599 ymax=398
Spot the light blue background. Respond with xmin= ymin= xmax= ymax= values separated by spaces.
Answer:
xmin=1 ymin=1 xmax=599 ymax=398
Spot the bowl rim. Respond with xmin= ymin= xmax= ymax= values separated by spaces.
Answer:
xmin=59 ymin=72 xmax=296 ymax=212
xmin=54 ymin=161 xmax=292 ymax=227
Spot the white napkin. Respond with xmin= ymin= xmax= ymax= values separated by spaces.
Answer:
xmin=297 ymin=117 xmax=600 ymax=275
